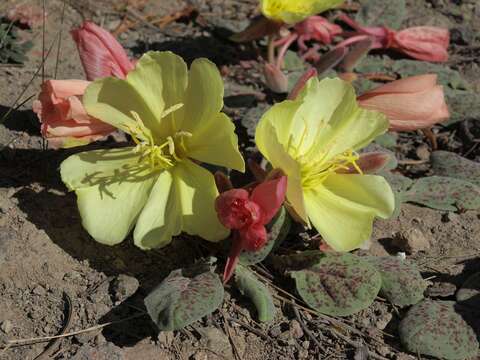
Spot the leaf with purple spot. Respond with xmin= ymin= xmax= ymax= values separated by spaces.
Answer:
xmin=365 ymin=256 xmax=427 ymax=307
xmin=404 ymin=176 xmax=480 ymax=211
xmin=144 ymin=259 xmax=224 ymax=331
xmin=431 ymin=151 xmax=480 ymax=187
xmin=289 ymin=252 xmax=381 ymax=316
xmin=399 ymin=300 xmax=478 ymax=360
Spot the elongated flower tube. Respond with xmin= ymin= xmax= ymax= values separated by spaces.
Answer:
xmin=255 ymin=77 xmax=394 ymax=251
xmin=260 ymin=0 xmax=345 ymax=24
xmin=60 ymin=51 xmax=245 ymax=249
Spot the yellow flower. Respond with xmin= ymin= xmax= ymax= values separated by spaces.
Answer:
xmin=255 ymin=77 xmax=394 ymax=251
xmin=61 ymin=51 xmax=245 ymax=249
xmin=260 ymin=0 xmax=345 ymax=24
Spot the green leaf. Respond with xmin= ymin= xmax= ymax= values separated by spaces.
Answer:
xmin=431 ymin=151 xmax=480 ymax=187
xmin=239 ymin=206 xmax=291 ymax=266
xmin=404 ymin=176 xmax=480 ymax=211
xmin=289 ymin=252 xmax=381 ymax=316
xmin=444 ymin=89 xmax=480 ymax=126
xmin=283 ymin=50 xmax=307 ymax=72
xmin=365 ymin=256 xmax=426 ymax=307
xmin=391 ymin=60 xmax=470 ymax=90
xmin=355 ymin=0 xmax=406 ymax=30
xmin=399 ymin=300 xmax=479 ymax=360
xmin=373 ymin=133 xmax=398 ymax=150
xmin=234 ymin=264 xmax=276 ymax=323
xmin=145 ymin=259 xmax=224 ymax=331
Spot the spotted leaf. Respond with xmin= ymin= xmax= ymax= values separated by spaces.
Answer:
xmin=399 ymin=300 xmax=478 ymax=360
xmin=290 ymin=252 xmax=381 ymax=316
xmin=145 ymin=260 xmax=224 ymax=331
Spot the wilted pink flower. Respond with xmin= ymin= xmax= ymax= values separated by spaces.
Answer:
xmin=294 ymin=16 xmax=342 ymax=50
xmin=391 ymin=26 xmax=449 ymax=62
xmin=216 ymin=176 xmax=287 ymax=282
xmin=357 ymin=74 xmax=449 ymax=131
xmin=71 ymin=21 xmax=135 ymax=81
xmin=337 ymin=14 xmax=449 ymax=63
xmin=33 ymin=80 xmax=115 ymax=148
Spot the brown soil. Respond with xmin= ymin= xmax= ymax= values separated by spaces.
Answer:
xmin=0 ymin=0 xmax=479 ymax=359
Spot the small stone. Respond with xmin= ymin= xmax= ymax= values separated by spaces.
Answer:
xmin=416 ymin=144 xmax=430 ymax=161
xmin=198 ymin=327 xmax=232 ymax=358
xmin=74 ymin=331 xmax=97 ymax=344
xmin=111 ymin=275 xmax=139 ymax=303
xmin=192 ymin=351 xmax=208 ymax=360
xmin=32 ymin=285 xmax=46 ymax=296
xmin=157 ymin=331 xmax=174 ymax=347
xmin=269 ymin=325 xmax=282 ymax=338
xmin=298 ymin=348 xmax=309 ymax=359
xmin=443 ymin=212 xmax=459 ymax=223
xmin=377 ymin=345 xmax=391 ymax=357
xmin=426 ymin=282 xmax=457 ymax=298
xmin=375 ymin=312 xmax=392 ymax=330
xmin=392 ymin=228 xmax=430 ymax=254
xmin=302 ymin=340 xmax=310 ymax=349
xmin=289 ymin=320 xmax=304 ymax=339
xmin=1 ymin=320 xmax=13 ymax=334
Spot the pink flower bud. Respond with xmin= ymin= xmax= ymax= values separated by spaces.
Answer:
xmin=357 ymin=74 xmax=450 ymax=131
xmin=337 ymin=14 xmax=449 ymax=63
xmin=71 ymin=21 xmax=135 ymax=81
xmin=218 ymin=176 xmax=287 ymax=282
xmin=264 ymin=63 xmax=289 ymax=93
xmin=337 ymin=152 xmax=392 ymax=174
xmin=391 ymin=26 xmax=449 ymax=63
xmin=32 ymin=80 xmax=115 ymax=148
xmin=215 ymin=189 xmax=261 ymax=230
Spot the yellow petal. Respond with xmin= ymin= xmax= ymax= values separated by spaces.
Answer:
xmin=261 ymin=0 xmax=345 ymax=24
xmin=297 ymin=78 xmax=388 ymax=163
xmin=323 ymin=174 xmax=394 ymax=219
xmin=134 ymin=170 xmax=182 ymax=249
xmin=127 ymin=51 xmax=188 ymax=138
xmin=187 ymin=113 xmax=245 ymax=172
xmin=304 ymin=186 xmax=376 ymax=252
xmin=304 ymin=174 xmax=394 ymax=251
xmin=83 ymin=78 xmax=156 ymax=139
xmin=75 ymin=171 xmax=156 ymax=246
xmin=173 ymin=160 xmax=229 ymax=242
xmin=255 ymin=119 xmax=308 ymax=221
xmin=60 ymin=147 xmax=145 ymax=190
xmin=181 ymin=58 xmax=224 ymax=134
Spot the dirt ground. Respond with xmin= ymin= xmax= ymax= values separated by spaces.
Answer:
xmin=0 ymin=0 xmax=479 ymax=359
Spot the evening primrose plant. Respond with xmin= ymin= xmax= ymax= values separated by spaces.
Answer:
xmin=60 ymin=51 xmax=244 ymax=249
xmin=255 ymin=77 xmax=395 ymax=251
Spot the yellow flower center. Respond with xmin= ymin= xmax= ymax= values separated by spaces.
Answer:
xmin=129 ymin=105 xmax=192 ymax=172
xmin=286 ymin=122 xmax=362 ymax=190
xmin=300 ymin=149 xmax=362 ymax=189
